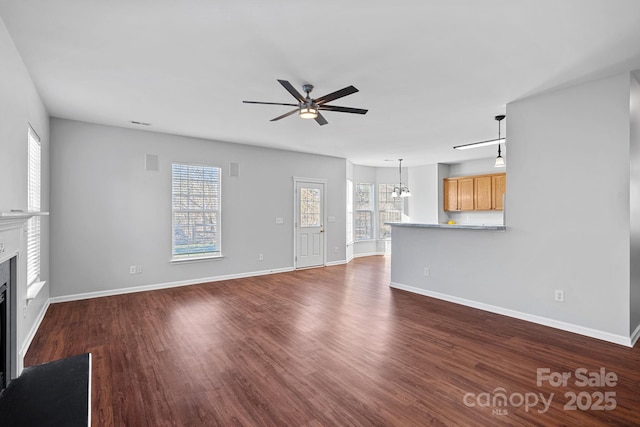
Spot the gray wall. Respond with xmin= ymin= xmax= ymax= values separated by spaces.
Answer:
xmin=407 ymin=164 xmax=441 ymax=224
xmin=50 ymin=119 xmax=347 ymax=298
xmin=391 ymin=72 xmax=633 ymax=341
xmin=0 ymin=17 xmax=50 ymax=352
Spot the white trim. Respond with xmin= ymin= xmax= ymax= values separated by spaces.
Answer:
xmin=87 ymin=353 xmax=92 ymax=426
xmin=293 ymin=178 xmax=328 ymax=270
xmin=354 ymin=252 xmax=385 ymax=258
xmin=26 ymin=280 xmax=46 ymax=301
xmin=18 ymin=298 xmax=50 ymax=375
xmin=170 ymin=254 xmax=224 ymax=264
xmin=631 ymin=322 xmax=640 ymax=347
xmin=325 ymin=259 xmax=347 ymax=267
xmin=390 ymin=281 xmax=633 ymax=347
xmin=50 ymin=267 xmax=295 ymax=303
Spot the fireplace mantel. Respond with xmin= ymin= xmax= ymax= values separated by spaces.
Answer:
xmin=0 ymin=210 xmax=49 ymax=379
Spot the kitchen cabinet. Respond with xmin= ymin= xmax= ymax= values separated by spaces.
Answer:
xmin=458 ymin=177 xmax=474 ymax=211
xmin=492 ymin=174 xmax=506 ymax=210
xmin=443 ymin=179 xmax=458 ymax=212
xmin=474 ymin=176 xmax=492 ymax=210
xmin=444 ymin=172 xmax=506 ymax=211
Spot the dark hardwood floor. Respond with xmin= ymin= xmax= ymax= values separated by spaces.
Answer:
xmin=26 ymin=256 xmax=640 ymax=426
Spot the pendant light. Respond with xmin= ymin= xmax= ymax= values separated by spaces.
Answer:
xmin=391 ymin=159 xmax=411 ymax=198
xmin=494 ymin=115 xmax=506 ymax=168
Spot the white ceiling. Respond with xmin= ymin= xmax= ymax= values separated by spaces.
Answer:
xmin=2 ymin=0 xmax=640 ymax=166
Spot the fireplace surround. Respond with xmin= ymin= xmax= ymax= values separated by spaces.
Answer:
xmin=0 ymin=212 xmax=47 ymax=389
xmin=0 ymin=256 xmax=16 ymax=393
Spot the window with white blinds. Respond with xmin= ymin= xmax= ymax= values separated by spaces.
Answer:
xmin=27 ymin=126 xmax=41 ymax=286
xmin=354 ymin=183 xmax=374 ymax=241
xmin=378 ymin=183 xmax=403 ymax=240
xmin=171 ymin=163 xmax=222 ymax=260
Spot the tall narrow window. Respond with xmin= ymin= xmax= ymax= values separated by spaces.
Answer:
xmin=354 ymin=183 xmax=374 ymax=241
xmin=27 ymin=126 xmax=41 ymax=286
xmin=378 ymin=183 xmax=403 ymax=239
xmin=171 ymin=163 xmax=221 ymax=260
xmin=346 ymin=179 xmax=353 ymax=244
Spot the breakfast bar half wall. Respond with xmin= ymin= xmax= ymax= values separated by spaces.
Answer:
xmin=388 ymin=223 xmax=634 ymax=347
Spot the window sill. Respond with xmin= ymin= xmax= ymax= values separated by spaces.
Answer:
xmin=170 ymin=254 xmax=224 ymax=264
xmin=27 ymin=280 xmax=46 ymax=302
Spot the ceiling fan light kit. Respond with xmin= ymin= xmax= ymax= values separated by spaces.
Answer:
xmin=243 ymin=79 xmax=368 ymax=126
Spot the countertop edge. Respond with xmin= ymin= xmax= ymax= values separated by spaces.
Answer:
xmin=387 ymin=222 xmax=506 ymax=231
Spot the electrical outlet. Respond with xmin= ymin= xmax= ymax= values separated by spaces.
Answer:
xmin=259 ymin=253 xmax=264 ymax=261
xmin=424 ymin=267 xmax=430 ymax=276
xmin=129 ymin=266 xmax=136 ymax=275
xmin=136 ymin=265 xmax=143 ymax=274
xmin=555 ymin=290 xmax=564 ymax=302
xmin=334 ymin=246 xmax=339 ymax=254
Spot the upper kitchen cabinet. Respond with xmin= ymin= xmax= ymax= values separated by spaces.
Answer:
xmin=444 ymin=172 xmax=506 ymax=211
xmin=491 ymin=174 xmax=506 ymax=210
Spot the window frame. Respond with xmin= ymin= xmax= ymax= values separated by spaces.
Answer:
xmin=378 ymin=183 xmax=403 ymax=240
xmin=354 ymin=183 xmax=375 ymax=241
xmin=27 ymin=125 xmax=41 ymax=286
xmin=346 ymin=179 xmax=354 ymax=244
xmin=171 ymin=162 xmax=222 ymax=262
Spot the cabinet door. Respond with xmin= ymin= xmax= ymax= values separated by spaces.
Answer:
xmin=444 ymin=179 xmax=458 ymax=211
xmin=458 ymin=178 xmax=474 ymax=211
xmin=492 ymin=174 xmax=506 ymax=210
xmin=474 ymin=176 xmax=492 ymax=210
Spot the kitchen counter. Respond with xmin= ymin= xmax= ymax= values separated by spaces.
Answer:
xmin=387 ymin=222 xmax=506 ymax=231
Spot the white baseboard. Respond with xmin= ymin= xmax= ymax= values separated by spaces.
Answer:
xmin=50 ymin=266 xmax=295 ymax=303
xmin=325 ymin=259 xmax=348 ymax=267
xmin=631 ymin=322 xmax=640 ymax=347
xmin=353 ymin=252 xmax=385 ymax=258
xmin=19 ymin=298 xmax=51 ymax=374
xmin=390 ymin=281 xmax=633 ymax=347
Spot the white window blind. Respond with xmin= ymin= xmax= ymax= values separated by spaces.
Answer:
xmin=354 ymin=183 xmax=374 ymax=241
xmin=378 ymin=183 xmax=403 ymax=239
xmin=27 ymin=126 xmax=41 ymax=286
xmin=171 ymin=163 xmax=221 ymax=260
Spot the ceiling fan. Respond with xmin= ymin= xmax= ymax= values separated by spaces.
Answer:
xmin=243 ymin=79 xmax=368 ymax=126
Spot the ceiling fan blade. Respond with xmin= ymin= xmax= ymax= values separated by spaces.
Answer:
xmin=315 ymin=113 xmax=328 ymax=126
xmin=270 ymin=108 xmax=299 ymax=122
xmin=314 ymin=85 xmax=359 ymax=105
xmin=243 ymin=101 xmax=298 ymax=107
xmin=278 ymin=79 xmax=306 ymax=102
xmin=318 ymin=105 xmax=368 ymax=115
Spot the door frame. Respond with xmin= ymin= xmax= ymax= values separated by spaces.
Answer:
xmin=293 ymin=177 xmax=328 ymax=269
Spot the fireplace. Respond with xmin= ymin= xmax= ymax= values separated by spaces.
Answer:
xmin=0 ymin=256 xmax=15 ymax=394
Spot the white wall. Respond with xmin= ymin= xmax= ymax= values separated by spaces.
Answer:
xmin=0 ymin=17 xmax=50 ymax=356
xmin=50 ymin=119 xmax=347 ymax=298
xmin=391 ymin=72 xmax=634 ymax=343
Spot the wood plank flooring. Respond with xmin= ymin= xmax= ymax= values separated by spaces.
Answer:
xmin=25 ymin=256 xmax=640 ymax=426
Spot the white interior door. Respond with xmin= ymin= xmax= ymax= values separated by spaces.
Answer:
xmin=295 ymin=181 xmax=325 ymax=269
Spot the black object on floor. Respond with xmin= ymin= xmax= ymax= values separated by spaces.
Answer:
xmin=0 ymin=353 xmax=91 ymax=427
